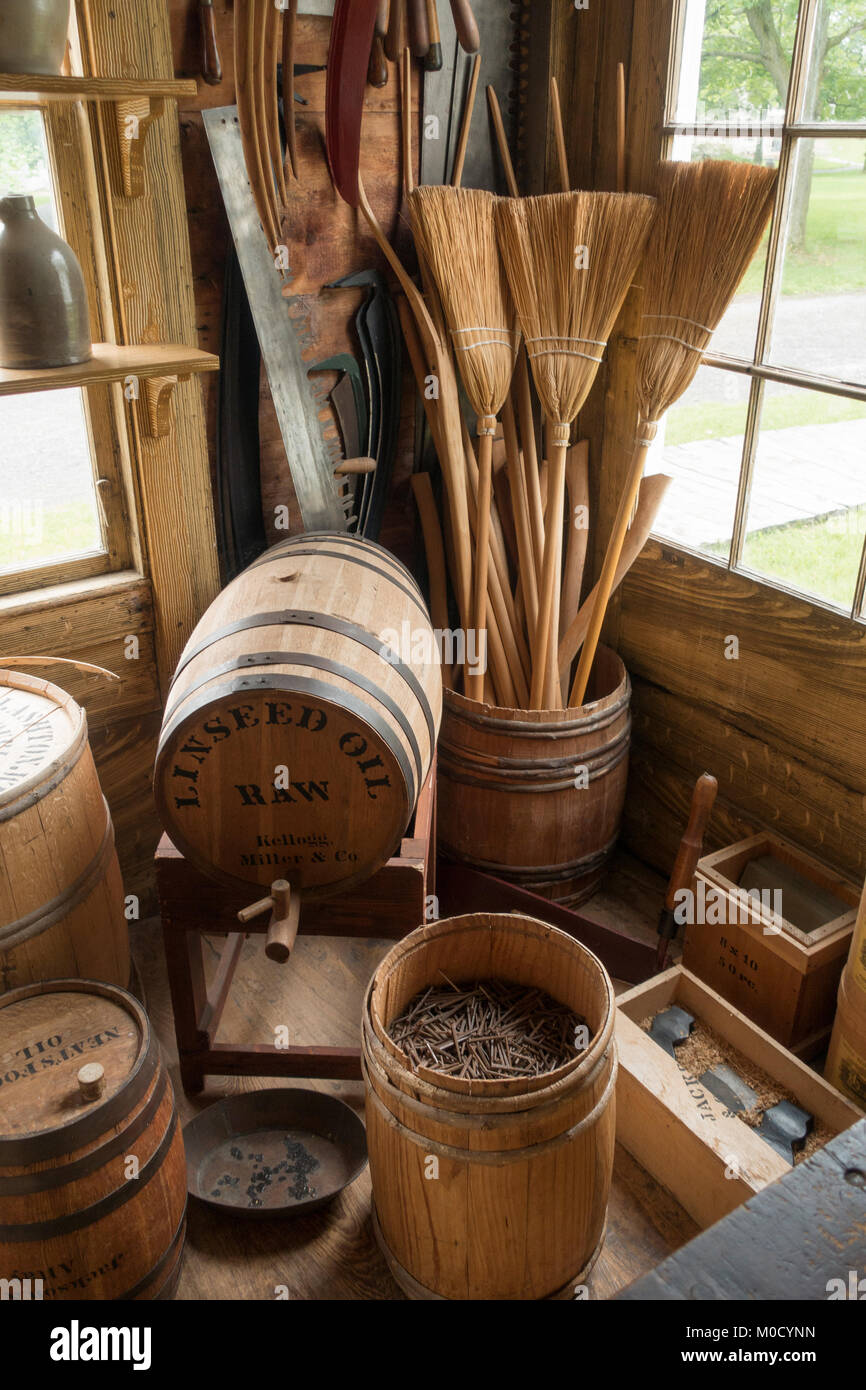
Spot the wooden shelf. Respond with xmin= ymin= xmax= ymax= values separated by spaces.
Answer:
xmin=0 ymin=75 xmax=197 ymax=102
xmin=0 ymin=343 xmax=218 ymax=396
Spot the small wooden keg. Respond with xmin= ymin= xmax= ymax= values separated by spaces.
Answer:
xmin=0 ymin=980 xmax=186 ymax=1300
xmin=154 ymin=533 xmax=442 ymax=898
xmin=826 ymin=879 xmax=866 ymax=1108
xmin=0 ymin=670 xmax=130 ymax=993
xmin=363 ymin=912 xmax=617 ymax=1300
xmin=438 ymin=647 xmax=630 ymax=906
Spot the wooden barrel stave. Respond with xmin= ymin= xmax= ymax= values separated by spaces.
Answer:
xmin=0 ymin=671 xmax=130 ymax=992
xmin=154 ymin=536 xmax=442 ymax=898
xmin=0 ymin=980 xmax=186 ymax=1300
xmin=362 ymin=912 xmax=617 ymax=1300
xmin=438 ymin=648 xmax=630 ymax=906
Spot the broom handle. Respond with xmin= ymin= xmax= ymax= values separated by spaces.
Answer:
xmin=502 ymin=395 xmax=539 ymax=638
xmin=530 ymin=436 xmax=567 ymax=709
xmin=410 ymin=473 xmax=454 ymax=689
xmin=470 ymin=426 xmax=495 ymax=702
xmin=570 ymin=438 xmax=648 ymax=706
xmin=515 ymin=353 xmax=545 ymax=586
xmin=487 ymin=86 xmax=519 ymax=198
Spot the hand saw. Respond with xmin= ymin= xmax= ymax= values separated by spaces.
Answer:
xmin=204 ymin=106 xmax=347 ymax=534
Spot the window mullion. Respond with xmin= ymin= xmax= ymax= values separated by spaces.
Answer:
xmin=852 ymin=532 xmax=866 ymax=621
xmin=729 ymin=378 xmax=765 ymax=570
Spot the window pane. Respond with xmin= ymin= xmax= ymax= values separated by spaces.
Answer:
xmin=767 ymin=137 xmax=866 ymax=382
xmin=0 ymin=110 xmax=102 ymax=578
xmin=672 ymin=0 xmax=795 ymax=126
xmin=645 ymin=365 xmax=748 ymax=556
xmin=802 ymin=1 xmax=866 ymax=123
xmin=669 ymin=141 xmax=779 ymax=360
xmin=741 ymin=382 xmax=866 ymax=607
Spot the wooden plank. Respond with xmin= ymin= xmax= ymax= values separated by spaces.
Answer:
xmin=626 ymin=677 xmax=866 ymax=881
xmin=0 ymin=342 xmax=219 ymax=397
xmin=81 ymin=0 xmax=222 ymax=692
xmin=90 ymin=710 xmax=163 ymax=913
xmin=618 ymin=1119 xmax=866 ymax=1301
xmin=0 ymin=75 xmax=197 ymax=100
xmin=620 ymin=545 xmax=866 ymax=789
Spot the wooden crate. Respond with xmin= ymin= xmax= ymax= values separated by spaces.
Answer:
xmin=614 ymin=966 xmax=860 ymax=1231
xmin=683 ymin=832 xmax=859 ymax=1056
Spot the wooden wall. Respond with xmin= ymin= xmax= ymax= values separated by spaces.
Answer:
xmin=554 ymin=0 xmax=866 ymax=885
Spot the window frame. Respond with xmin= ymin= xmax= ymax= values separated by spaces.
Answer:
xmin=660 ymin=0 xmax=866 ymax=623
xmin=0 ymin=96 xmax=137 ymax=598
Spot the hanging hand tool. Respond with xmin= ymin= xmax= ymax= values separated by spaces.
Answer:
xmin=656 ymin=773 xmax=719 ymax=970
xmin=199 ymin=0 xmax=222 ymax=85
xmin=369 ymin=2 xmax=390 ymax=87
xmin=407 ymin=0 xmax=431 ymax=58
xmin=281 ymin=0 xmax=300 ymax=180
xmin=326 ymin=0 xmax=379 ymax=206
xmin=424 ymin=0 xmax=443 ymax=71
xmin=448 ymin=0 xmax=480 ymax=54
xmin=385 ymin=0 xmax=406 ymax=63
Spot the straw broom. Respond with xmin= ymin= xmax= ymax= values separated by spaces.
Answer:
xmin=496 ymin=191 xmax=656 ymax=709
xmin=409 ymin=186 xmax=519 ymax=703
xmin=570 ymin=159 xmax=777 ymax=705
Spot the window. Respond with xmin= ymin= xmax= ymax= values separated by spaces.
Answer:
xmin=0 ymin=103 xmax=133 ymax=596
xmin=646 ymin=0 xmax=866 ymax=619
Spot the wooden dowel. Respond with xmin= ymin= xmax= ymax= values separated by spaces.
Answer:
xmin=282 ymin=0 xmax=300 ymax=179
xmin=570 ymin=439 xmax=648 ymax=705
xmin=550 ymin=74 xmax=570 ymax=191
xmin=452 ymin=53 xmax=481 ymax=187
xmin=402 ymin=46 xmax=414 ymax=196
xmin=410 ymin=473 xmax=454 ymax=688
xmin=514 ymin=353 xmax=544 ymax=586
xmin=487 ymin=85 xmax=519 ymax=197
xmin=560 ymin=439 xmax=589 ymax=640
xmin=616 ymin=61 xmax=626 ymax=193
xmin=265 ymin=0 xmax=288 ymax=208
xmin=501 ymin=395 xmax=539 ymax=640
xmin=530 ymin=439 xmax=567 ymax=709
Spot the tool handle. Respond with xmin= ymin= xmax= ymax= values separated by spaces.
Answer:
xmin=407 ymin=0 xmax=430 ymax=56
xmin=664 ymin=773 xmax=718 ymax=910
xmin=368 ymin=34 xmax=388 ymax=87
xmin=424 ymin=0 xmax=442 ymax=69
xmin=375 ymin=0 xmax=391 ymax=35
xmin=448 ymin=0 xmax=480 ymax=53
xmin=199 ymin=0 xmax=222 ymax=86
xmin=385 ymin=0 xmax=406 ymax=62
xmin=335 ymin=456 xmax=377 ymax=475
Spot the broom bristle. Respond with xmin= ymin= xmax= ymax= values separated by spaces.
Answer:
xmin=409 ymin=186 xmax=518 ymax=426
xmin=495 ymin=191 xmax=657 ymax=432
xmin=636 ymin=159 xmax=777 ymax=425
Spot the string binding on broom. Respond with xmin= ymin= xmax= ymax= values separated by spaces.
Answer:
xmin=640 ymin=312 xmax=713 ymax=353
xmin=450 ymin=325 xmax=518 ymax=353
xmin=525 ymin=334 xmax=607 ymax=365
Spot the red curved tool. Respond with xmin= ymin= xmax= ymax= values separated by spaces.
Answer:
xmin=326 ymin=0 xmax=379 ymax=207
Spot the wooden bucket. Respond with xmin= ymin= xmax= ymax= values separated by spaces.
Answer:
xmin=826 ymin=879 xmax=866 ymax=1109
xmin=438 ymin=647 xmax=630 ymax=905
xmin=0 ymin=979 xmax=187 ymax=1300
xmin=154 ymin=533 xmax=442 ymax=898
xmin=362 ymin=912 xmax=617 ymax=1300
xmin=0 ymin=670 xmax=130 ymax=993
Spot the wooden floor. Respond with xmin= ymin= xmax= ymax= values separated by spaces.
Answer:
xmin=133 ymin=852 xmax=699 ymax=1301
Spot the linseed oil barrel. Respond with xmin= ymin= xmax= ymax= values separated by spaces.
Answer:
xmin=154 ymin=533 xmax=442 ymax=898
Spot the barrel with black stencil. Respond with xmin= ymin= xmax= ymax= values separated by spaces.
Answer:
xmin=154 ymin=532 xmax=442 ymax=897
xmin=0 ymin=669 xmax=130 ymax=993
xmin=0 ymin=980 xmax=186 ymax=1300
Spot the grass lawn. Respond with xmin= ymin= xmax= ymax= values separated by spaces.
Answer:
xmin=708 ymin=504 xmax=866 ymax=609
xmin=666 ymin=390 xmax=866 ymax=446
xmin=0 ymin=500 xmax=101 ymax=575
xmin=740 ymin=168 xmax=866 ymax=297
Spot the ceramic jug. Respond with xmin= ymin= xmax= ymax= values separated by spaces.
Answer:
xmin=0 ymin=196 xmax=92 ymax=370
xmin=0 ymin=0 xmax=71 ymax=75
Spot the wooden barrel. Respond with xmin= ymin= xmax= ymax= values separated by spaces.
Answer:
xmin=826 ymin=879 xmax=866 ymax=1108
xmin=438 ymin=647 xmax=630 ymax=906
xmin=0 ymin=980 xmax=186 ymax=1300
xmin=0 ymin=670 xmax=130 ymax=993
xmin=154 ymin=533 xmax=442 ymax=898
xmin=362 ymin=912 xmax=617 ymax=1300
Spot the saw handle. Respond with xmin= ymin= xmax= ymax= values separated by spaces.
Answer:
xmin=448 ymin=0 xmax=480 ymax=53
xmin=199 ymin=0 xmax=222 ymax=85
xmin=238 ymin=879 xmax=301 ymax=964
xmin=664 ymin=773 xmax=718 ymax=912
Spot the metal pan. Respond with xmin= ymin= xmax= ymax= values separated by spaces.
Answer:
xmin=183 ymin=1088 xmax=368 ymax=1219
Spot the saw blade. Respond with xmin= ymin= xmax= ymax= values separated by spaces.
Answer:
xmin=204 ymin=106 xmax=346 ymax=534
